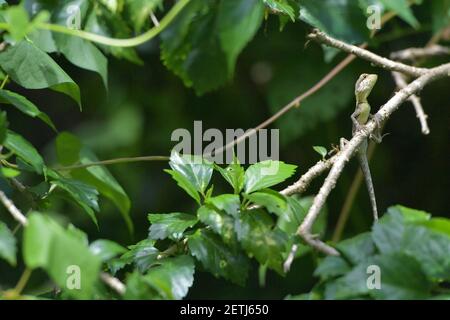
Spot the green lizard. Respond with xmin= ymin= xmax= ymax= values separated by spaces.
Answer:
xmin=344 ymin=73 xmax=382 ymax=221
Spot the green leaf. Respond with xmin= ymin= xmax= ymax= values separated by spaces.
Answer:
xmin=313 ymin=146 xmax=327 ymax=159
xmin=51 ymin=177 xmax=99 ymax=226
xmin=125 ymin=0 xmax=163 ymax=32
xmin=197 ymin=205 xmax=236 ymax=244
xmin=111 ymin=239 xmax=160 ymax=274
xmin=336 ymin=232 xmax=376 ymax=265
xmin=55 ymin=132 xmax=82 ymax=166
xmin=4 ymin=130 xmax=44 ymax=174
xmin=205 ymin=194 xmax=241 ymax=217
xmin=23 ymin=213 xmax=102 ymax=299
xmin=314 ymin=256 xmax=350 ymax=281
xmin=431 ymin=0 xmax=450 ymax=33
xmin=0 ymin=111 xmax=8 ymax=144
xmin=0 ymin=41 xmax=81 ymax=107
xmin=148 ymin=213 xmax=198 ymax=241
xmin=89 ymin=239 xmax=126 ymax=262
xmin=55 ymin=132 xmax=132 ymax=231
xmin=244 ymin=189 xmax=288 ymax=216
xmin=74 ymin=148 xmax=133 ymax=232
xmin=401 ymin=226 xmax=450 ymax=280
xmin=1 ymin=167 xmax=20 ymax=178
xmin=235 ymin=209 xmax=288 ymax=274
xmin=53 ymin=35 xmax=108 ymax=89
xmin=244 ymin=160 xmax=296 ymax=193
xmin=0 ymin=221 xmax=16 ymax=266
xmin=379 ymin=0 xmax=419 ymax=29
xmin=217 ymin=0 xmax=264 ymax=74
xmin=418 ymin=218 xmax=450 ymax=238
xmin=28 ymin=29 xmax=57 ymax=53
xmin=144 ymin=255 xmax=195 ymax=300
xmin=0 ymin=89 xmax=56 ymax=130
xmin=161 ymin=0 xmax=263 ymax=94
xmin=124 ymin=271 xmax=159 ymax=299
xmin=165 ymin=169 xmax=201 ymax=204
xmin=214 ymin=157 xmax=245 ymax=194
xmin=393 ymin=205 xmax=431 ymax=223
xmin=373 ymin=208 xmax=450 ymax=280
xmin=298 ymin=0 xmax=370 ymax=43
xmin=369 ymin=253 xmax=432 ymax=299
xmin=168 ymin=152 xmax=213 ymax=194
xmin=263 ymin=0 xmax=296 ymax=21
xmin=188 ymin=229 xmax=249 ymax=285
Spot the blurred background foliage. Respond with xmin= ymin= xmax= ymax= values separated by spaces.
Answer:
xmin=0 ymin=0 xmax=449 ymax=298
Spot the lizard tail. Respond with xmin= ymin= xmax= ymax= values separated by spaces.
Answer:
xmin=358 ymin=152 xmax=379 ymax=221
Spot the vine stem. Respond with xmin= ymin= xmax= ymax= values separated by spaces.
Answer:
xmin=0 ymin=0 xmax=190 ymax=48
xmin=0 ymin=74 xmax=9 ymax=89
xmin=14 ymin=268 xmax=32 ymax=296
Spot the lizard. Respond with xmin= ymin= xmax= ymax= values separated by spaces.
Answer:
xmin=341 ymin=73 xmax=382 ymax=221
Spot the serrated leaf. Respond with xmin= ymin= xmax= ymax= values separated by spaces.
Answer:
xmin=0 ymin=89 xmax=56 ymax=130
xmin=0 ymin=221 xmax=17 ymax=266
xmin=168 ymin=152 xmax=213 ymax=194
xmin=144 ymin=255 xmax=195 ymax=300
xmin=244 ymin=189 xmax=287 ymax=216
xmin=161 ymin=0 xmax=263 ymax=94
xmin=148 ymin=213 xmax=198 ymax=241
xmin=235 ymin=209 xmax=288 ymax=274
xmin=111 ymin=239 xmax=160 ymax=274
xmin=165 ymin=169 xmax=201 ymax=204
xmin=214 ymin=157 xmax=245 ymax=194
xmin=197 ymin=205 xmax=236 ymax=244
xmin=244 ymin=160 xmax=296 ymax=194
xmin=205 ymin=194 xmax=240 ymax=217
xmin=313 ymin=146 xmax=327 ymax=159
xmin=369 ymin=253 xmax=432 ymax=299
xmin=0 ymin=40 xmax=81 ymax=107
xmin=89 ymin=239 xmax=126 ymax=262
xmin=4 ymin=130 xmax=44 ymax=174
xmin=314 ymin=256 xmax=350 ymax=281
xmin=298 ymin=0 xmax=370 ymax=43
xmin=336 ymin=232 xmax=376 ymax=265
xmin=23 ymin=212 xmax=102 ymax=299
xmin=51 ymin=177 xmax=99 ymax=226
xmin=188 ymin=229 xmax=249 ymax=286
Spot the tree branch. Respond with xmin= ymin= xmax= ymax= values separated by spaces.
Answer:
xmin=307 ymin=29 xmax=429 ymax=77
xmin=296 ymin=63 xmax=450 ymax=256
xmin=392 ymin=71 xmax=430 ymax=135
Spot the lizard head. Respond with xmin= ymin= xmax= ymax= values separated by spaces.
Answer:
xmin=355 ymin=73 xmax=378 ymax=101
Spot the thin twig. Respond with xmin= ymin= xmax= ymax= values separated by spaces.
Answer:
xmin=100 ymin=273 xmax=126 ymax=295
xmin=307 ymin=29 xmax=429 ymax=77
xmin=391 ymin=45 xmax=450 ymax=61
xmin=0 ymin=190 xmax=28 ymax=226
xmin=56 ymin=155 xmax=169 ymax=171
xmin=392 ymin=71 xmax=430 ymax=134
